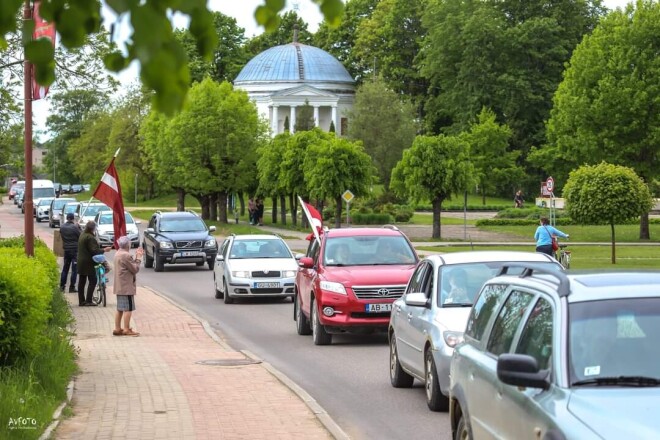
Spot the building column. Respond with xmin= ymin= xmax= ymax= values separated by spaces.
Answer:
xmin=313 ymin=105 xmax=319 ymax=127
xmin=290 ymin=106 xmax=297 ymax=134
xmin=331 ymin=105 xmax=337 ymax=132
xmin=272 ymin=105 xmax=279 ymax=135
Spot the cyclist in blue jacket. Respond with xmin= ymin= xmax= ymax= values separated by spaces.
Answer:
xmin=535 ymin=217 xmax=569 ymax=256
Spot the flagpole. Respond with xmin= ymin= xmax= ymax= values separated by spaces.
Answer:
xmin=298 ymin=195 xmax=321 ymax=244
xmin=23 ymin=0 xmax=34 ymax=257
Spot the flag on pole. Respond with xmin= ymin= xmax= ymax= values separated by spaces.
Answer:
xmin=298 ymin=196 xmax=323 ymax=243
xmin=31 ymin=1 xmax=56 ymax=100
xmin=93 ymin=157 xmax=125 ymax=249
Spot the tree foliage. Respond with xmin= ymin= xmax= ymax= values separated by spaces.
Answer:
xmin=347 ymin=77 xmax=417 ymax=189
xmin=0 ymin=0 xmax=344 ymax=115
xmin=294 ymin=100 xmax=315 ymax=132
xmin=391 ymin=134 xmax=473 ymax=238
xmin=563 ymin=162 xmax=652 ymax=263
xmin=244 ymin=11 xmax=313 ymax=58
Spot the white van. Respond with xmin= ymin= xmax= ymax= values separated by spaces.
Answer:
xmin=32 ymin=180 xmax=56 ymax=215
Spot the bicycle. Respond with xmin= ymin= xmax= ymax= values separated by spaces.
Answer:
xmin=555 ymin=242 xmax=571 ymax=270
xmin=92 ymin=260 xmax=108 ymax=307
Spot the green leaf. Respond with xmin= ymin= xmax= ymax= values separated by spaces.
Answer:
xmin=33 ymin=59 xmax=56 ymax=87
xmin=265 ymin=0 xmax=286 ymax=12
xmin=106 ymin=0 xmax=139 ymax=14
xmin=103 ymin=51 xmax=128 ymax=72
xmin=319 ymin=0 xmax=344 ymax=28
xmin=25 ymin=39 xmax=55 ymax=65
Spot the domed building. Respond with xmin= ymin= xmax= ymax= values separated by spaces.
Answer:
xmin=234 ymin=31 xmax=355 ymax=136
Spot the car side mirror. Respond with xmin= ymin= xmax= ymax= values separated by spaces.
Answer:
xmin=209 ymin=226 xmax=216 ymax=232
xmin=497 ymin=354 xmax=550 ymax=390
xmin=135 ymin=220 xmax=142 ymax=225
xmin=146 ymin=227 xmax=155 ymax=233
xmin=404 ymin=292 xmax=430 ymax=308
xmin=295 ymin=253 xmax=305 ymax=260
xmin=299 ymin=257 xmax=314 ymax=269
xmin=215 ymin=255 xmax=224 ymax=262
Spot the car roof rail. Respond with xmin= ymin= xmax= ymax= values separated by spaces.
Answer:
xmin=322 ymin=226 xmax=330 ymax=233
xmin=187 ymin=209 xmax=199 ymax=216
xmin=382 ymin=224 xmax=400 ymax=231
xmin=498 ymin=264 xmax=570 ymax=297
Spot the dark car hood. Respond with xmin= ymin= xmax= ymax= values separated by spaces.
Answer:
xmin=157 ymin=231 xmax=212 ymax=241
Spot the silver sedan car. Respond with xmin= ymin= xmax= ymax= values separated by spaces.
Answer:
xmin=213 ymin=234 xmax=301 ymax=304
xmin=388 ymin=251 xmax=562 ymax=411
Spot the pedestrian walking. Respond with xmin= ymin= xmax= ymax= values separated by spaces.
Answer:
xmin=112 ymin=236 xmax=143 ymax=337
xmin=248 ymin=197 xmax=256 ymax=225
xmin=59 ymin=212 xmax=81 ymax=292
xmin=256 ymin=198 xmax=264 ymax=226
xmin=514 ymin=190 xmax=525 ymax=208
xmin=534 ymin=217 xmax=569 ymax=257
xmin=77 ymin=221 xmax=112 ymax=306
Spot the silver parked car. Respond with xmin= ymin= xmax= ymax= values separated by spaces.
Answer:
xmin=75 ymin=202 xmax=111 ymax=227
xmin=35 ymin=197 xmax=55 ymax=222
xmin=94 ymin=211 xmax=141 ymax=248
xmin=389 ymin=251 xmax=562 ymax=411
xmin=48 ymin=197 xmax=76 ymax=228
xmin=450 ymin=269 xmax=660 ymax=440
xmin=214 ymin=234 xmax=300 ymax=304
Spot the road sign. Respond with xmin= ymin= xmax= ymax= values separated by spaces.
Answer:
xmin=546 ymin=177 xmax=554 ymax=193
xmin=342 ymin=190 xmax=354 ymax=203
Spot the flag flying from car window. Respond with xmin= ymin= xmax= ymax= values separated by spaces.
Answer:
xmin=298 ymin=196 xmax=323 ymax=243
xmin=93 ymin=158 xmax=126 ymax=249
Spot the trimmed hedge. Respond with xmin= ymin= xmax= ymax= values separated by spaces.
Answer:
xmin=415 ymin=204 xmax=510 ymax=212
xmin=0 ymin=237 xmax=58 ymax=366
xmin=476 ymin=217 xmax=657 ymax=227
xmin=351 ymin=212 xmax=393 ymax=225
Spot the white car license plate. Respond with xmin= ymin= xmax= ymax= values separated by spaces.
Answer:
xmin=255 ymin=282 xmax=280 ymax=288
xmin=180 ymin=251 xmax=200 ymax=257
xmin=365 ymin=303 xmax=392 ymax=313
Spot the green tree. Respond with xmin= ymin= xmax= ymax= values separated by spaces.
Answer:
xmin=174 ymin=12 xmax=248 ymax=84
xmin=544 ymin=1 xmax=660 ymax=240
xmin=45 ymin=89 xmax=107 ymax=184
xmin=347 ymin=77 xmax=417 ymax=189
xmin=354 ymin=0 xmax=427 ymax=110
xmin=0 ymin=0 xmax=344 ymax=115
xmin=294 ymin=100 xmax=315 ymax=132
xmin=563 ymin=162 xmax=652 ymax=264
xmin=420 ymin=0 xmax=603 ymax=164
xmin=67 ymin=111 xmax=114 ymax=183
xmin=314 ymin=0 xmax=379 ymax=83
xmin=462 ymin=108 xmax=522 ymax=204
xmin=257 ymin=133 xmax=290 ymax=224
xmin=391 ymin=134 xmax=473 ymax=238
xmin=304 ymin=135 xmax=373 ymax=228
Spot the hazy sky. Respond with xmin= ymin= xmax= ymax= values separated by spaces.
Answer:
xmin=31 ymin=0 xmax=636 ymax=136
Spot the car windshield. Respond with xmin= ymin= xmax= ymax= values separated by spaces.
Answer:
xmin=34 ymin=188 xmax=55 ymax=198
xmin=569 ymin=298 xmax=660 ymax=386
xmin=323 ymin=236 xmax=416 ymax=266
xmin=160 ymin=218 xmax=206 ymax=232
xmin=229 ymin=239 xmax=291 ymax=259
xmin=81 ymin=205 xmax=110 ymax=217
xmin=63 ymin=204 xmax=79 ymax=214
xmin=52 ymin=199 xmax=72 ymax=209
xmin=38 ymin=198 xmax=54 ymax=206
xmin=99 ymin=213 xmax=135 ymax=225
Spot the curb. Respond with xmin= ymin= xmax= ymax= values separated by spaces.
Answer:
xmin=144 ymin=286 xmax=350 ymax=440
xmin=38 ymin=379 xmax=74 ymax=440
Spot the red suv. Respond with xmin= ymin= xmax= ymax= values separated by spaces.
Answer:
xmin=294 ymin=226 xmax=418 ymax=345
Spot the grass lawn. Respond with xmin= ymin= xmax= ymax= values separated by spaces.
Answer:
xmin=415 ymin=244 xmax=660 ymax=269
xmin=409 ymin=212 xmax=478 ymax=226
xmin=480 ymin=224 xmax=660 ymax=242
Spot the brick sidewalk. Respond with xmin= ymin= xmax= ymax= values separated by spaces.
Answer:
xmin=54 ymin=287 xmax=334 ymax=439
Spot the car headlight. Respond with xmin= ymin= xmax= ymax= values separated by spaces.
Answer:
xmin=443 ymin=331 xmax=464 ymax=348
xmin=159 ymin=241 xmax=174 ymax=249
xmin=320 ymin=281 xmax=347 ymax=295
xmin=283 ymin=270 xmax=297 ymax=278
xmin=205 ymin=238 xmax=216 ymax=247
xmin=231 ymin=271 xmax=250 ymax=278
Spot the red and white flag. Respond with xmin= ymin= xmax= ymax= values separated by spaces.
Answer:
xmin=298 ymin=196 xmax=323 ymax=242
xmin=93 ymin=158 xmax=126 ymax=249
xmin=31 ymin=1 xmax=56 ymax=100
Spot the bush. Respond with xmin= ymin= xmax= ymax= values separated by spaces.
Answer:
xmin=352 ymin=212 xmax=393 ymax=225
xmin=414 ymin=204 xmax=510 ymax=211
xmin=496 ymin=207 xmax=572 ymax=220
xmin=476 ymin=218 xmax=575 ymax=227
xmin=0 ymin=238 xmax=58 ymax=366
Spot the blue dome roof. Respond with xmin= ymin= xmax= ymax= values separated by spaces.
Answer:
xmin=235 ymin=43 xmax=354 ymax=84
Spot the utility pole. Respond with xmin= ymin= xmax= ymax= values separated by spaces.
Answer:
xmin=23 ymin=0 xmax=34 ymax=257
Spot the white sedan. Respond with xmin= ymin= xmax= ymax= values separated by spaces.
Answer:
xmin=213 ymin=234 xmax=301 ymax=304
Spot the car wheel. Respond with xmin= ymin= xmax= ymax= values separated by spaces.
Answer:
xmin=223 ymin=279 xmax=234 ymax=304
xmin=311 ymin=299 xmax=332 ymax=345
xmin=196 ymin=261 xmax=204 ymax=267
xmin=295 ymin=293 xmax=312 ymax=335
xmin=425 ymin=350 xmax=449 ymax=411
xmin=214 ymin=274 xmax=223 ymax=299
xmin=154 ymin=249 xmax=165 ymax=272
xmin=48 ymin=220 xmax=53 ymax=228
xmin=144 ymin=245 xmax=154 ymax=268
xmin=207 ymin=259 xmax=213 ymax=270
xmin=36 ymin=216 xmax=41 ymax=223
xmin=455 ymin=413 xmax=471 ymax=440
xmin=389 ymin=334 xmax=414 ymax=388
